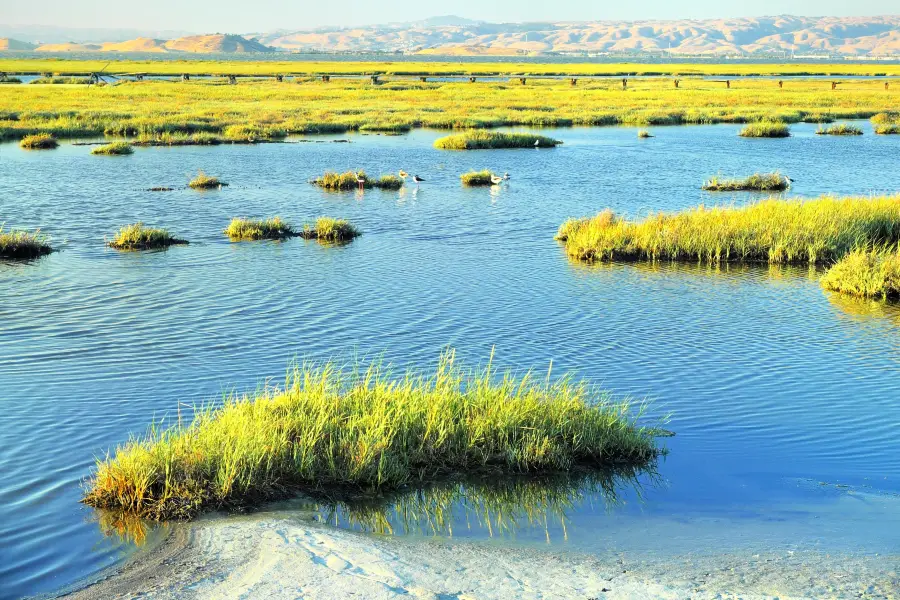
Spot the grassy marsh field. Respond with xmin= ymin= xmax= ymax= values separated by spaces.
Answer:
xmin=558 ymin=196 xmax=900 ymax=264
xmin=821 ymin=248 xmax=900 ymax=299
xmin=702 ymin=172 xmax=790 ymax=192
xmin=82 ymin=351 xmax=661 ymax=520
xmin=0 ymin=65 xmax=897 ymax=140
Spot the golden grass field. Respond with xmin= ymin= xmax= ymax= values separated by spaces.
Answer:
xmin=0 ymin=61 xmax=898 ymax=140
xmin=2 ymin=59 xmax=900 ymax=76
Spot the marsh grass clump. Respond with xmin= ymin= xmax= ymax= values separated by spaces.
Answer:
xmin=434 ymin=131 xmax=561 ymax=150
xmin=874 ymin=124 xmax=900 ymax=135
xmin=311 ymin=171 xmax=402 ymax=191
xmin=637 ymin=129 xmax=653 ymax=138
xmin=702 ymin=172 xmax=790 ymax=192
xmin=189 ymin=171 xmax=227 ymax=189
xmin=107 ymin=223 xmax=187 ymax=250
xmin=134 ymin=132 xmax=223 ymax=146
xmin=561 ymin=195 xmax=900 ymax=264
xmin=91 ymin=142 xmax=134 ymax=156
xmin=460 ymin=170 xmax=496 ymax=186
xmin=738 ymin=120 xmax=790 ymax=138
xmin=870 ymin=112 xmax=900 ymax=125
xmin=19 ymin=133 xmax=58 ymax=149
xmin=816 ymin=123 xmax=863 ymax=136
xmin=224 ymin=217 xmax=296 ymax=240
xmin=82 ymin=350 xmax=662 ymax=520
xmin=821 ymin=247 xmax=900 ymax=299
xmin=299 ymin=217 xmax=360 ymax=242
xmin=0 ymin=227 xmax=52 ymax=259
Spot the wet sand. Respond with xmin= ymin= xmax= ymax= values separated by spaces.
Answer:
xmin=60 ymin=512 xmax=898 ymax=600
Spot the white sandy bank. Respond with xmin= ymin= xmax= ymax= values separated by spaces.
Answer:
xmin=62 ymin=512 xmax=896 ymax=600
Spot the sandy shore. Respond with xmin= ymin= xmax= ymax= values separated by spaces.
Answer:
xmin=59 ymin=510 xmax=897 ymax=600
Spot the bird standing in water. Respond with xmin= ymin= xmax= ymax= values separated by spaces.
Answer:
xmin=490 ymin=174 xmax=503 ymax=185
xmin=356 ymin=172 xmax=366 ymax=191
xmin=412 ymin=174 xmax=425 ymax=186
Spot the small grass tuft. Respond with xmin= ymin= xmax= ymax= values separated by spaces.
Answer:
xmin=874 ymin=123 xmax=900 ymax=135
xmin=0 ymin=226 xmax=53 ymax=259
xmin=91 ymin=142 xmax=134 ymax=155
xmin=20 ymin=133 xmax=58 ymax=149
xmin=107 ymin=223 xmax=187 ymax=250
xmin=299 ymin=217 xmax=360 ymax=242
xmin=821 ymin=247 xmax=900 ymax=299
xmin=637 ymin=129 xmax=653 ymax=138
xmin=81 ymin=350 xmax=663 ymax=521
xmin=460 ymin=170 xmax=496 ymax=186
xmin=702 ymin=172 xmax=790 ymax=192
xmin=816 ymin=123 xmax=863 ymax=136
xmin=311 ymin=171 xmax=403 ymax=191
xmin=224 ymin=217 xmax=296 ymax=240
xmin=738 ymin=120 xmax=790 ymax=138
xmin=434 ymin=131 xmax=561 ymax=150
xmin=189 ymin=171 xmax=227 ymax=189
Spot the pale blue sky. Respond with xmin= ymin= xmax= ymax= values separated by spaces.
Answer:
xmin=4 ymin=0 xmax=898 ymax=32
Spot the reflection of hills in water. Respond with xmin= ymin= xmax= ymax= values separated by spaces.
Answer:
xmin=94 ymin=467 xmax=657 ymax=545
xmin=310 ymin=466 xmax=657 ymax=540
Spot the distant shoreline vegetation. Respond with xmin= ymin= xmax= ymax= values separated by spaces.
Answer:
xmin=0 ymin=70 xmax=894 ymax=142
xmin=435 ymin=132 xmax=561 ymax=150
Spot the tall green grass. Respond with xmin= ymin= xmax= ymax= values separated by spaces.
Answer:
xmin=19 ymin=133 xmax=58 ymax=149
xmin=299 ymin=217 xmax=360 ymax=242
xmin=224 ymin=217 xmax=296 ymax=240
xmin=738 ymin=120 xmax=790 ymax=138
xmin=821 ymin=247 xmax=900 ymax=299
xmin=702 ymin=172 xmax=790 ymax=192
xmin=816 ymin=123 xmax=863 ymax=136
xmin=91 ymin=142 xmax=134 ymax=155
xmin=0 ymin=226 xmax=52 ymax=259
xmin=559 ymin=196 xmax=900 ymax=264
xmin=434 ymin=131 xmax=561 ymax=150
xmin=107 ymin=223 xmax=187 ymax=250
xmin=82 ymin=351 xmax=662 ymax=520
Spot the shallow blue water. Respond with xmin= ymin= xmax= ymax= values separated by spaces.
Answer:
xmin=1 ymin=122 xmax=900 ymax=599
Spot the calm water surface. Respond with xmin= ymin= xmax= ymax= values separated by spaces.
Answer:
xmin=1 ymin=123 xmax=899 ymax=599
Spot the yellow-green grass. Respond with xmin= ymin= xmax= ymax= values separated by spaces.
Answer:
xmin=821 ymin=247 xmax=900 ymax=299
xmin=19 ymin=133 xmax=58 ymax=149
xmin=91 ymin=141 xmax=134 ymax=155
xmin=81 ymin=350 xmax=662 ymax=520
xmin=702 ymin=172 xmax=790 ymax=192
xmin=558 ymin=195 xmax=900 ymax=264
xmin=189 ymin=171 xmax=227 ymax=189
xmin=29 ymin=76 xmax=92 ymax=85
xmin=875 ymin=124 xmax=900 ymax=135
xmin=107 ymin=223 xmax=187 ymax=250
xmin=299 ymin=217 xmax=360 ymax=242
xmin=224 ymin=217 xmax=296 ymax=240
xmin=133 ymin=132 xmax=222 ymax=146
xmin=739 ymin=120 xmax=791 ymax=138
xmin=870 ymin=112 xmax=899 ymax=125
xmin=637 ymin=129 xmax=653 ymax=138
xmin=460 ymin=170 xmax=496 ymax=186
xmin=816 ymin=123 xmax=864 ymax=135
xmin=0 ymin=227 xmax=52 ymax=259
xmin=435 ymin=131 xmax=561 ymax=149
xmin=0 ymin=77 xmax=22 ymax=84
xmin=0 ymin=77 xmax=895 ymax=141
xmin=311 ymin=171 xmax=403 ymax=191
xmin=3 ymin=59 xmax=899 ymax=77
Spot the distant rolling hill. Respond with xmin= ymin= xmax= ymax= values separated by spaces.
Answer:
xmin=30 ymin=34 xmax=273 ymax=54
xmin=0 ymin=38 xmax=37 ymax=51
xmin=255 ymin=15 xmax=900 ymax=56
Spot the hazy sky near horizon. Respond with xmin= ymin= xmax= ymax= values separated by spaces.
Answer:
xmin=4 ymin=0 xmax=898 ymax=31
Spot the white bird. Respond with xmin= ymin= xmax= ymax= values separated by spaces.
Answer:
xmin=534 ymin=139 xmax=540 ymax=147
xmin=356 ymin=172 xmax=366 ymax=190
xmin=502 ymin=172 xmax=510 ymax=180
xmin=490 ymin=174 xmax=503 ymax=185
xmin=412 ymin=174 xmax=425 ymax=185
